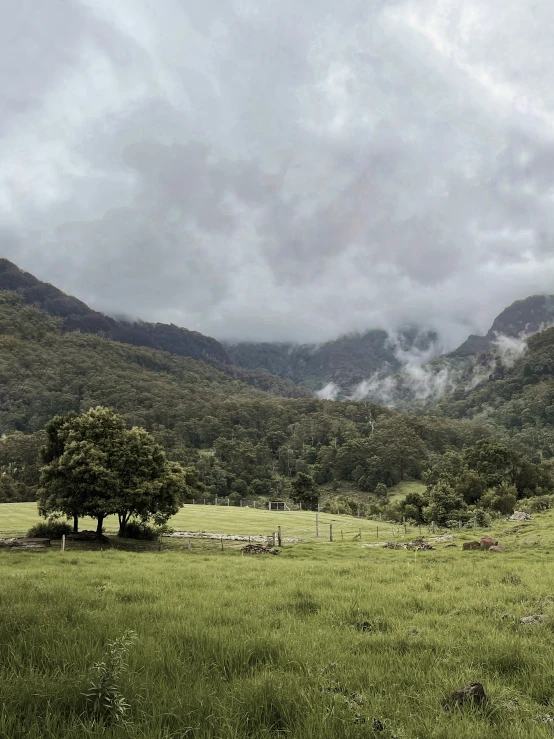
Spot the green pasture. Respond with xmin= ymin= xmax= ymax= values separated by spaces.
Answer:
xmin=2 ymin=503 xmax=554 ymax=737
xmin=388 ymin=479 xmax=426 ymax=502
xmin=0 ymin=502 xmax=402 ymax=541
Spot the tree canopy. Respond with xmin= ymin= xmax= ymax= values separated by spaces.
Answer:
xmin=39 ymin=407 xmax=192 ymax=536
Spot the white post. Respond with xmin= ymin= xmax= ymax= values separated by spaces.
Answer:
xmin=61 ymin=535 xmax=65 ymax=552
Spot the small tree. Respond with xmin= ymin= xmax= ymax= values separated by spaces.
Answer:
xmin=39 ymin=407 xmax=190 ymax=537
xmin=291 ymin=472 xmax=319 ymax=511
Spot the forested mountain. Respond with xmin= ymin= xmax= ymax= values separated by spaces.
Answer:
xmin=436 ymin=325 xmax=554 ymax=462
xmin=448 ymin=294 xmax=554 ymax=358
xmin=226 ymin=327 xmax=438 ymax=394
xmin=227 ymin=295 xmax=554 ymax=397
xmin=0 ymin=259 xmax=308 ymax=399
xmin=0 ymin=290 xmax=497 ymax=507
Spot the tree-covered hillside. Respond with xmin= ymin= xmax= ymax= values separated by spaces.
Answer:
xmin=0 ymin=260 xmax=307 ymax=399
xmin=0 ymin=291 xmax=498 ymax=506
xmin=226 ymin=327 xmax=437 ymax=393
xmin=435 ymin=326 xmax=554 ymax=462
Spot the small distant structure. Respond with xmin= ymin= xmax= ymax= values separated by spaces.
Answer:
xmin=268 ymin=501 xmax=290 ymax=511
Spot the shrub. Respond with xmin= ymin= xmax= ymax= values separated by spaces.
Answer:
xmin=472 ymin=508 xmax=492 ymax=527
xmin=120 ymin=521 xmax=160 ymax=540
xmin=27 ymin=520 xmax=72 ymax=539
xmin=518 ymin=494 xmax=554 ymax=513
xmin=85 ymin=630 xmax=137 ymax=726
xmin=374 ymin=483 xmax=388 ymax=498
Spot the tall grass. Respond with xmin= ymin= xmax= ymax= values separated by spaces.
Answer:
xmin=2 ymin=509 xmax=554 ymax=737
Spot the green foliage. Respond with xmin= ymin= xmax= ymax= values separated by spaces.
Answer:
xmin=320 ymin=495 xmax=368 ymax=516
xmin=374 ymin=482 xmax=388 ymax=499
xmin=27 ymin=519 xmax=72 ymax=539
xmin=480 ymin=483 xmax=518 ymax=515
xmin=518 ymin=495 xmax=554 ymax=513
xmin=39 ymin=407 xmax=189 ymax=536
xmin=291 ymin=473 xmax=319 ymax=511
xmin=420 ymin=439 xmax=553 ymax=525
xmin=121 ymin=521 xmax=161 ymax=541
xmin=421 ymin=481 xmax=467 ymax=525
xmin=84 ymin=630 xmax=137 ymax=726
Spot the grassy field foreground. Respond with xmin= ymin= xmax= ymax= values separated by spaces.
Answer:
xmin=2 ymin=508 xmax=554 ymax=738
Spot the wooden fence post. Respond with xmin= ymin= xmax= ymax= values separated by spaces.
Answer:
xmin=329 ymin=524 xmax=333 ymax=542
xmin=341 ymin=529 xmax=344 ymax=541
xmin=221 ymin=537 xmax=224 ymax=551
xmin=316 ymin=512 xmax=319 ymax=538
xmin=188 ymin=538 xmax=192 ymax=550
xmin=278 ymin=526 xmax=282 ymax=546
xmin=432 ymin=521 xmax=435 ymax=534
xmin=376 ymin=526 xmax=379 ymax=539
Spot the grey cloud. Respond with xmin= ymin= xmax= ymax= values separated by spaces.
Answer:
xmin=1 ymin=0 xmax=554 ymax=344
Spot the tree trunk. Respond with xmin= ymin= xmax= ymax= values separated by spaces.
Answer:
xmin=96 ymin=514 xmax=105 ymax=538
xmin=73 ymin=515 xmax=79 ymax=533
xmin=118 ymin=512 xmax=129 ymax=538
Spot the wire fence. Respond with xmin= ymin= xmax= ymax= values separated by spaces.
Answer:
xmin=168 ymin=504 xmax=474 ymax=549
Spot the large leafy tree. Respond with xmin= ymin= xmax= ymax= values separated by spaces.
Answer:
xmin=39 ymin=407 xmax=190 ymax=536
xmin=291 ymin=472 xmax=319 ymax=511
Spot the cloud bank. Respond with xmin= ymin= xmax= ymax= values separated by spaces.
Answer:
xmin=2 ymin=0 xmax=554 ymax=344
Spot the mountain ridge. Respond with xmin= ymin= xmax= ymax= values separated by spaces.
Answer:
xmin=0 ymin=259 xmax=308 ymax=399
xmin=2 ymin=258 xmax=553 ymax=404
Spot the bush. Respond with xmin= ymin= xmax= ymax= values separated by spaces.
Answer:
xmin=374 ymin=483 xmax=388 ymax=498
xmin=518 ymin=494 xmax=554 ymax=514
xmin=472 ymin=508 xmax=492 ymax=527
xmin=321 ymin=495 xmax=368 ymax=516
xmin=27 ymin=520 xmax=72 ymax=539
xmin=120 ymin=521 xmax=160 ymax=540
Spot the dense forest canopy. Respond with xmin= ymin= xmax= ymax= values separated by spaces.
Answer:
xmin=0 ymin=290 xmax=496 ymax=505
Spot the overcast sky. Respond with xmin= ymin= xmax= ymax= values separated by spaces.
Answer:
xmin=2 ymin=0 xmax=554 ymax=346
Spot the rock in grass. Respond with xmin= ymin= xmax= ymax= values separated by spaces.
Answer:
xmin=240 ymin=544 xmax=279 ymax=555
xmin=508 ymin=511 xmax=532 ymax=521
xmin=489 ymin=545 xmax=504 ymax=553
xmin=480 ymin=536 xmax=498 ymax=548
xmin=462 ymin=541 xmax=481 ymax=550
xmin=520 ymin=614 xmax=545 ymax=625
xmin=451 ymin=682 xmax=487 ymax=708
